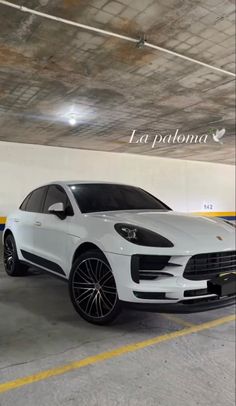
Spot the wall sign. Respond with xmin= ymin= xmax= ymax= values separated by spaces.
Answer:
xmin=203 ymin=203 xmax=214 ymax=211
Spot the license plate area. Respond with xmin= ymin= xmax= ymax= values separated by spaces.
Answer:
xmin=207 ymin=273 xmax=236 ymax=297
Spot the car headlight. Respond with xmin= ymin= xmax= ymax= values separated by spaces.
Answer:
xmin=114 ymin=223 xmax=174 ymax=247
xmin=224 ymin=220 xmax=236 ymax=228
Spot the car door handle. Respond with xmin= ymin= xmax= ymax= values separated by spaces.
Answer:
xmin=34 ymin=221 xmax=42 ymax=227
xmin=13 ymin=218 xmax=20 ymax=223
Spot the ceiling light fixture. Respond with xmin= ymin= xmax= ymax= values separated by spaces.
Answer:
xmin=68 ymin=114 xmax=77 ymax=126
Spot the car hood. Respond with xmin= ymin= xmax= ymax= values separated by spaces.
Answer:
xmin=88 ymin=210 xmax=235 ymax=253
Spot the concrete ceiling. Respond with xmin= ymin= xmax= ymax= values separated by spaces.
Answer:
xmin=0 ymin=0 xmax=235 ymax=164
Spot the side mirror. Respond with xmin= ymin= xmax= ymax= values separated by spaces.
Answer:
xmin=48 ymin=202 xmax=66 ymax=219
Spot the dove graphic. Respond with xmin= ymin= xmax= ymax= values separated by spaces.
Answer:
xmin=212 ymin=128 xmax=225 ymax=144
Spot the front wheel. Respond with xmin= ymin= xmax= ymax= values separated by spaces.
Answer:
xmin=69 ymin=250 xmax=121 ymax=325
xmin=4 ymin=234 xmax=28 ymax=276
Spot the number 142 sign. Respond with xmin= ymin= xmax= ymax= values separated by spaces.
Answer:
xmin=203 ymin=203 xmax=214 ymax=210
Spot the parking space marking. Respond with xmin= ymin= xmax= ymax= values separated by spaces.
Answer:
xmin=0 ymin=314 xmax=235 ymax=394
xmin=161 ymin=313 xmax=194 ymax=327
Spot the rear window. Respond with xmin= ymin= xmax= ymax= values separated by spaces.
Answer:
xmin=20 ymin=193 xmax=32 ymax=211
xmin=21 ymin=187 xmax=47 ymax=213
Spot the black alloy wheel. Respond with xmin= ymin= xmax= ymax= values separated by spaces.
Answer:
xmin=69 ymin=250 xmax=121 ymax=325
xmin=4 ymin=234 xmax=28 ymax=276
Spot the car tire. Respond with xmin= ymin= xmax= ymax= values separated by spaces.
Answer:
xmin=69 ymin=249 xmax=122 ymax=325
xmin=4 ymin=234 xmax=29 ymax=276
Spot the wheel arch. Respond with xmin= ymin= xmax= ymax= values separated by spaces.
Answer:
xmin=72 ymin=242 xmax=106 ymax=266
xmin=2 ymin=228 xmax=13 ymax=241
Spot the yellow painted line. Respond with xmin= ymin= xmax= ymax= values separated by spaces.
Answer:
xmin=0 ymin=314 xmax=235 ymax=394
xmin=161 ymin=313 xmax=194 ymax=327
xmin=193 ymin=212 xmax=236 ymax=218
xmin=0 ymin=217 xmax=6 ymax=224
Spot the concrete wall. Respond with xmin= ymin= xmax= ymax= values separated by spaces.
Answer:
xmin=0 ymin=141 xmax=235 ymax=218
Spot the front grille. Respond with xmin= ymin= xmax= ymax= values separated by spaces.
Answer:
xmin=184 ymin=251 xmax=236 ymax=281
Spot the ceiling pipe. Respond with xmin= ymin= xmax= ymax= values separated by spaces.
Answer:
xmin=0 ymin=0 xmax=235 ymax=78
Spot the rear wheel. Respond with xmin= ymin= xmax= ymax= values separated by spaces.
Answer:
xmin=69 ymin=250 xmax=121 ymax=325
xmin=4 ymin=234 xmax=28 ymax=276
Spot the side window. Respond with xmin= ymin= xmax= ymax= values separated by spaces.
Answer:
xmin=20 ymin=193 xmax=32 ymax=211
xmin=26 ymin=187 xmax=47 ymax=213
xmin=43 ymin=185 xmax=73 ymax=214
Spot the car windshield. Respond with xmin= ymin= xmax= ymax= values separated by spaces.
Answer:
xmin=69 ymin=184 xmax=171 ymax=213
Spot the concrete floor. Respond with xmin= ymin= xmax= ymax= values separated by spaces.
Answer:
xmin=0 ymin=239 xmax=235 ymax=406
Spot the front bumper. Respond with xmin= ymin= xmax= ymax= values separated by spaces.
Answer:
xmin=105 ymin=251 xmax=236 ymax=312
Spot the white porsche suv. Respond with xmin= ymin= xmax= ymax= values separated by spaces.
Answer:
xmin=3 ymin=181 xmax=236 ymax=324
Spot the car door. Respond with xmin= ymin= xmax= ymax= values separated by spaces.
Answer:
xmin=15 ymin=187 xmax=47 ymax=259
xmin=33 ymin=184 xmax=74 ymax=277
